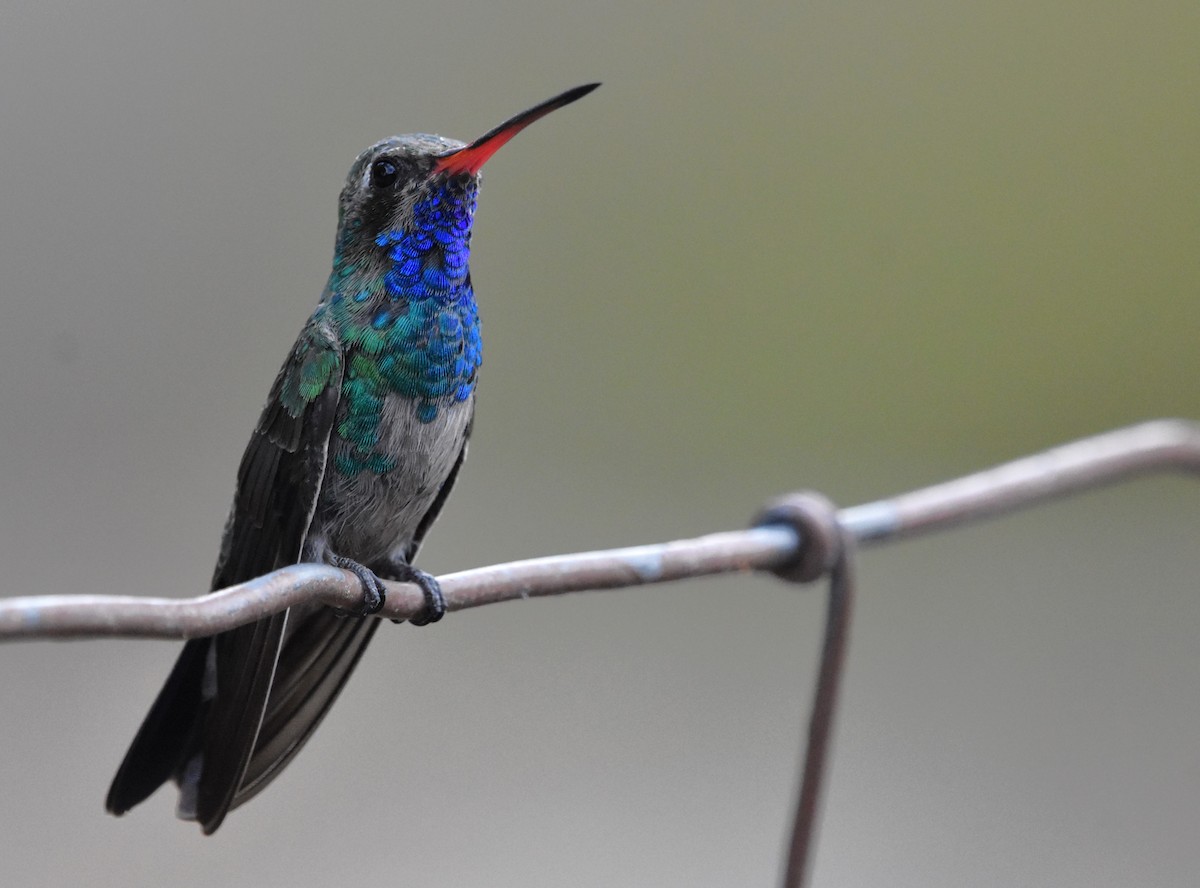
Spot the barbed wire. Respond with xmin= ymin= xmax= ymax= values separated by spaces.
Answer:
xmin=1 ymin=417 xmax=1196 ymax=888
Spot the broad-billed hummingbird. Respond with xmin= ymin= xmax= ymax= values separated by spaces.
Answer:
xmin=106 ymin=83 xmax=599 ymax=833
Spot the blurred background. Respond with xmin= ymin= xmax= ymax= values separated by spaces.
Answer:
xmin=0 ymin=1 xmax=1197 ymax=885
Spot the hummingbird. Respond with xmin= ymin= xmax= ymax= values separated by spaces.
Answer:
xmin=105 ymin=83 xmax=599 ymax=834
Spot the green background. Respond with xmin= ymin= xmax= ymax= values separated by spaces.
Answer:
xmin=0 ymin=1 xmax=1196 ymax=885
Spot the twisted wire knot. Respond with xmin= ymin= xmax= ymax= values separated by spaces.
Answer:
xmin=752 ymin=491 xmax=842 ymax=583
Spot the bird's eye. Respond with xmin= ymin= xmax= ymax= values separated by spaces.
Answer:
xmin=370 ymin=159 xmax=399 ymax=188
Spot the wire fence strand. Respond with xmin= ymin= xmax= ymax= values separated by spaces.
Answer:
xmin=1 ymin=418 xmax=1195 ymax=642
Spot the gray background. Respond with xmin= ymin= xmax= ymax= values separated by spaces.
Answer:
xmin=0 ymin=1 xmax=1197 ymax=885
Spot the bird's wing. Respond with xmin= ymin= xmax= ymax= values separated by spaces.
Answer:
xmin=232 ymin=424 xmax=472 ymax=808
xmin=106 ymin=321 xmax=344 ymax=829
xmin=227 ymin=604 xmax=381 ymax=807
xmin=190 ymin=322 xmax=344 ymax=832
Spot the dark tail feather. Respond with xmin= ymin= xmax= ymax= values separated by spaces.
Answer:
xmin=105 ymin=639 xmax=209 ymax=816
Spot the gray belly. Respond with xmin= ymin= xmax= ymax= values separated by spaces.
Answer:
xmin=310 ymin=393 xmax=473 ymax=566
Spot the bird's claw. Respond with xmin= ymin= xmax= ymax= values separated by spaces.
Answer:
xmin=379 ymin=563 xmax=445 ymax=626
xmin=405 ymin=568 xmax=445 ymax=626
xmin=329 ymin=555 xmax=387 ymax=617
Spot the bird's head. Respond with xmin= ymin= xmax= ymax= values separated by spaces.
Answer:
xmin=332 ymin=83 xmax=600 ymax=269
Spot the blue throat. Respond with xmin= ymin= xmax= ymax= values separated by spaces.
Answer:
xmin=324 ymin=182 xmax=483 ymax=476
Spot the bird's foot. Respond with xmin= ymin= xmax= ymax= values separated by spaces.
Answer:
xmin=329 ymin=555 xmax=387 ymax=617
xmin=385 ymin=564 xmax=446 ymax=626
